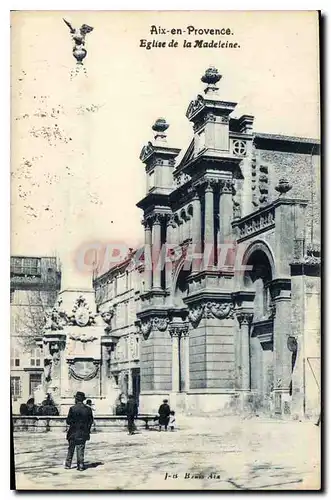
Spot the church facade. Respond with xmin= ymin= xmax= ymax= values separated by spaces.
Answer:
xmin=95 ymin=67 xmax=320 ymax=419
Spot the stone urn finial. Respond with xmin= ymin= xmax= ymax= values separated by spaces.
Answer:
xmin=152 ymin=117 xmax=169 ymax=141
xmin=201 ymin=66 xmax=222 ymax=94
xmin=275 ymin=178 xmax=292 ymax=196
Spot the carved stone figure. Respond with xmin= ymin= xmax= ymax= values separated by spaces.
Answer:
xmin=101 ymin=308 xmax=115 ymax=333
xmin=206 ymin=302 xmax=234 ymax=320
xmin=67 ymin=295 xmax=96 ymax=327
xmin=153 ymin=317 xmax=169 ymax=332
xmin=188 ymin=305 xmax=204 ymax=328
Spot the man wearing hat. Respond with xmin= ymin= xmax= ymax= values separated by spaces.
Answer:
xmin=65 ymin=391 xmax=93 ymax=471
xmin=158 ymin=399 xmax=171 ymax=432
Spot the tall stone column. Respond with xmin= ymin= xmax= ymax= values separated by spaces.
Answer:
xmin=169 ymin=322 xmax=189 ymax=411
xmin=165 ymin=215 xmax=175 ymax=291
xmin=270 ymin=279 xmax=292 ymax=415
xmin=236 ymin=312 xmax=253 ymax=392
xmin=204 ymin=180 xmax=214 ymax=269
xmin=170 ymin=329 xmax=180 ymax=393
xmin=152 ymin=214 xmax=162 ymax=290
xmin=144 ymin=220 xmax=152 ymax=290
xmin=192 ymin=190 xmax=202 ymax=273
xmin=182 ymin=329 xmax=190 ymax=392
xmin=218 ymin=179 xmax=233 ymax=266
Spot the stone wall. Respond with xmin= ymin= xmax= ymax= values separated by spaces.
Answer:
xmin=303 ymin=274 xmax=321 ymax=418
xmin=257 ymin=149 xmax=320 ymax=244
xmin=189 ymin=320 xmax=207 ymax=390
xmin=140 ymin=327 xmax=172 ymax=392
xmin=189 ymin=317 xmax=235 ymax=390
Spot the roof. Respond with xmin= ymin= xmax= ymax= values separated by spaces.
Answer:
xmin=254 ymin=132 xmax=320 ymax=145
xmin=93 ymin=249 xmax=140 ymax=285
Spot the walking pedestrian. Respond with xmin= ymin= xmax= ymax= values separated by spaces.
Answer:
xmin=158 ymin=399 xmax=171 ymax=431
xmin=86 ymin=399 xmax=96 ymax=432
xmin=126 ymin=395 xmax=138 ymax=435
xmin=65 ymin=391 xmax=93 ymax=471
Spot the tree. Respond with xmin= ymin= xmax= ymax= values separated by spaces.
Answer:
xmin=12 ymin=289 xmax=58 ymax=352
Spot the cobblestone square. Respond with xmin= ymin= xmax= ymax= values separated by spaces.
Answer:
xmin=13 ymin=417 xmax=320 ymax=491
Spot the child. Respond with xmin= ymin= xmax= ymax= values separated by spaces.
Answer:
xmin=169 ymin=410 xmax=176 ymax=431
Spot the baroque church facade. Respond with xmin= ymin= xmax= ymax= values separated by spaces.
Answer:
xmin=95 ymin=67 xmax=320 ymax=419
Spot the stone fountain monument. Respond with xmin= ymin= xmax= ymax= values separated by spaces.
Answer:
xmin=37 ymin=286 xmax=120 ymax=415
xmin=33 ymin=59 xmax=121 ymax=415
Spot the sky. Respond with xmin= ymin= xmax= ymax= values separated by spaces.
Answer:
xmin=10 ymin=11 xmax=320 ymax=286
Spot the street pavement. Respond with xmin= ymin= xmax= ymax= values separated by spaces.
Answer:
xmin=13 ymin=416 xmax=321 ymax=491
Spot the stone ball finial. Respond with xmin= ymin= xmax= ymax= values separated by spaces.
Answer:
xmin=201 ymin=66 xmax=222 ymax=86
xmin=152 ymin=118 xmax=169 ymax=134
xmin=275 ymin=178 xmax=292 ymax=196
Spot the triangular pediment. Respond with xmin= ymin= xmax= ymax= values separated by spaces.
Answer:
xmin=140 ymin=141 xmax=154 ymax=162
xmin=186 ymin=94 xmax=205 ymax=120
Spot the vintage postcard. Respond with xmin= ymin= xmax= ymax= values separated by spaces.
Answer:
xmin=10 ymin=10 xmax=321 ymax=490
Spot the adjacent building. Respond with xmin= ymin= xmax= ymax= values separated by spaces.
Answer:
xmin=94 ymin=251 xmax=142 ymax=404
xmin=10 ymin=256 xmax=61 ymax=413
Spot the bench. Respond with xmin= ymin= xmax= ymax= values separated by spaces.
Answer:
xmin=12 ymin=414 xmax=156 ymax=432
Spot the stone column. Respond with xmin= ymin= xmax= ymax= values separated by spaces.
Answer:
xmin=144 ymin=220 xmax=152 ymax=290
xmin=270 ymin=279 xmax=292 ymax=415
xmin=128 ymin=369 xmax=133 ymax=395
xmin=192 ymin=190 xmax=202 ymax=273
xmin=187 ymin=213 xmax=192 ymax=241
xmin=169 ymin=323 xmax=189 ymax=397
xmin=59 ymin=342 xmax=67 ymax=399
xmin=101 ymin=344 xmax=110 ymax=392
xmin=152 ymin=214 xmax=162 ymax=290
xmin=204 ymin=180 xmax=214 ymax=269
xmin=218 ymin=179 xmax=233 ymax=266
xmin=182 ymin=329 xmax=190 ymax=392
xmin=236 ymin=312 xmax=253 ymax=391
xmin=170 ymin=330 xmax=180 ymax=393
xmin=165 ymin=215 xmax=175 ymax=291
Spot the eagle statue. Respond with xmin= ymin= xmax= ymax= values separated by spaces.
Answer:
xmin=63 ymin=18 xmax=94 ymax=65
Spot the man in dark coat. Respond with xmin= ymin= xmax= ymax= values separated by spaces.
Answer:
xmin=126 ymin=395 xmax=138 ymax=435
xmin=26 ymin=398 xmax=37 ymax=415
xmin=158 ymin=399 xmax=171 ymax=431
xmin=65 ymin=391 xmax=93 ymax=471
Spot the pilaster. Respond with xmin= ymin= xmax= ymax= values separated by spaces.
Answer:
xmin=204 ymin=180 xmax=214 ymax=269
xmin=152 ymin=214 xmax=162 ymax=290
xmin=236 ymin=312 xmax=254 ymax=392
xmin=269 ymin=278 xmax=292 ymax=416
xmin=191 ymin=190 xmax=202 ymax=273
xmin=218 ymin=178 xmax=234 ymax=246
xmin=143 ymin=220 xmax=152 ymax=291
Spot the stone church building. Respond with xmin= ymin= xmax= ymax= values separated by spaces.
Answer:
xmin=95 ymin=67 xmax=320 ymax=419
